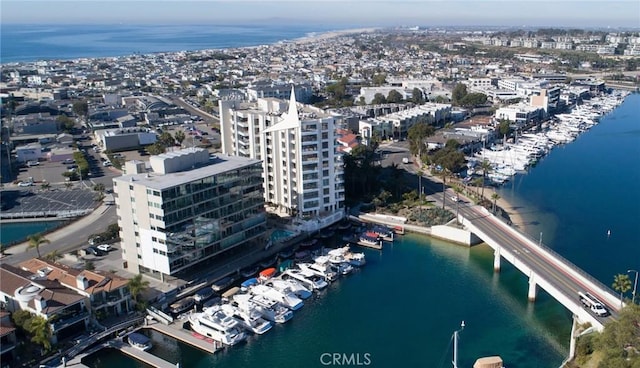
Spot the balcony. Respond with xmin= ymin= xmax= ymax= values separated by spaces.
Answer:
xmin=51 ymin=311 xmax=89 ymax=332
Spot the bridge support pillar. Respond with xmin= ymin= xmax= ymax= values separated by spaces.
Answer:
xmin=493 ymin=247 xmax=501 ymax=272
xmin=568 ymin=315 xmax=578 ymax=361
xmin=528 ymin=274 xmax=537 ymax=301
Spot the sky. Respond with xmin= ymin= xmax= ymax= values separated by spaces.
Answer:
xmin=2 ymin=0 xmax=639 ymax=28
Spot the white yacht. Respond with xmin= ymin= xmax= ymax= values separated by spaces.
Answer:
xmin=327 ymin=245 xmax=366 ymax=267
xmin=304 ymin=256 xmax=339 ymax=281
xmin=219 ymin=302 xmax=273 ymax=335
xmin=250 ymin=284 xmax=304 ymax=311
xmin=284 ymin=267 xmax=328 ymax=290
xmin=234 ymin=293 xmax=293 ymax=324
xmin=188 ymin=306 xmax=247 ymax=346
xmin=267 ymin=279 xmax=312 ymax=300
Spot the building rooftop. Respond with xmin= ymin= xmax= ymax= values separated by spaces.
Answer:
xmin=114 ymin=153 xmax=262 ymax=190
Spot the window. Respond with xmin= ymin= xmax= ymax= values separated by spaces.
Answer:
xmin=153 ymin=248 xmax=158 ymax=254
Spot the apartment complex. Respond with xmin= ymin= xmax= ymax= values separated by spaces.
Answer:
xmin=114 ymin=148 xmax=266 ymax=281
xmin=219 ymin=89 xmax=346 ymax=232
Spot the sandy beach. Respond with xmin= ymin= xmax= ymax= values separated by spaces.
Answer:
xmin=291 ymin=27 xmax=381 ymax=44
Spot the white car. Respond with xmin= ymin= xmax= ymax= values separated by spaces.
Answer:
xmin=26 ymin=161 xmax=39 ymax=167
xmin=97 ymin=244 xmax=112 ymax=252
xmin=17 ymin=181 xmax=33 ymax=187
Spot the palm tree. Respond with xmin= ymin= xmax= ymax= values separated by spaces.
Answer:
xmin=44 ymin=250 xmax=62 ymax=262
xmin=92 ymin=182 xmax=105 ymax=193
xmin=26 ymin=233 xmax=50 ymax=258
xmin=612 ymin=273 xmax=632 ymax=307
xmin=64 ymin=181 xmax=73 ymax=190
xmin=453 ymin=186 xmax=463 ymax=223
xmin=439 ymin=168 xmax=450 ymax=209
xmin=174 ymin=130 xmax=186 ymax=146
xmin=127 ymin=274 xmax=150 ymax=305
xmin=491 ymin=192 xmax=501 ymax=214
xmin=26 ymin=315 xmax=52 ymax=352
xmin=479 ymin=160 xmax=492 ymax=199
xmin=41 ymin=181 xmax=51 ymax=191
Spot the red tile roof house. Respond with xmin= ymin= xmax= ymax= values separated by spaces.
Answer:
xmin=0 ymin=259 xmax=132 ymax=345
xmin=0 ymin=310 xmax=17 ymax=366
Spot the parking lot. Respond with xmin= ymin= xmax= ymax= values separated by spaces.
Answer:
xmin=0 ymin=188 xmax=99 ymax=219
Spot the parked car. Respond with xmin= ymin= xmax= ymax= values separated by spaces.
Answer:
xmin=17 ymin=181 xmax=33 ymax=187
xmin=27 ymin=160 xmax=39 ymax=167
xmin=97 ymin=244 xmax=112 ymax=252
xmin=102 ymin=161 xmax=112 ymax=167
xmin=84 ymin=246 xmax=106 ymax=256
xmin=63 ymin=158 xmax=75 ymax=164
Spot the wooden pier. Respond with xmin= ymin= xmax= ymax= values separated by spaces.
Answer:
xmin=146 ymin=321 xmax=221 ymax=354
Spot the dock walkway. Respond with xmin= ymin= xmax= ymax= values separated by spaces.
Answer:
xmin=146 ymin=321 xmax=221 ymax=354
xmin=111 ymin=340 xmax=177 ymax=368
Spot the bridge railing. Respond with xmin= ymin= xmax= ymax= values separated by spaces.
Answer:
xmin=492 ymin=212 xmax=619 ymax=302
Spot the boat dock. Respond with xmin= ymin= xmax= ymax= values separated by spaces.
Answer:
xmin=111 ymin=339 xmax=177 ymax=368
xmin=343 ymin=236 xmax=383 ymax=250
xmin=147 ymin=321 xmax=221 ymax=354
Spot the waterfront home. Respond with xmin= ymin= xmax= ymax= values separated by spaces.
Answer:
xmin=18 ymin=258 xmax=133 ymax=318
xmin=0 ymin=264 xmax=90 ymax=345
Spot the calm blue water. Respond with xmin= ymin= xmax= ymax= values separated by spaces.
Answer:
xmin=1 ymin=24 xmax=340 ymax=63
xmin=83 ymin=94 xmax=639 ymax=368
xmin=0 ymin=220 xmax=66 ymax=247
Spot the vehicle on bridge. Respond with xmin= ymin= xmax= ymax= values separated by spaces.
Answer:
xmin=578 ymin=291 xmax=609 ymax=317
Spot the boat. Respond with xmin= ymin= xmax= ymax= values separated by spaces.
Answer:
xmin=266 ymin=279 xmax=312 ymax=300
xmin=221 ymin=286 xmax=241 ymax=300
xmin=258 ymin=268 xmax=277 ymax=280
xmin=371 ymin=226 xmax=394 ymax=240
xmin=188 ymin=305 xmax=247 ymax=346
xmin=283 ymin=268 xmax=328 ymax=290
xmin=219 ymin=302 xmax=273 ymax=335
xmin=278 ymin=248 xmax=294 ymax=259
xmin=300 ymin=238 xmax=318 ymax=248
xmin=240 ymin=278 xmax=259 ymax=292
xmin=326 ymin=245 xmax=366 ymax=267
xmin=346 ymin=251 xmax=366 ymax=267
xmin=250 ymin=284 xmax=304 ymax=311
xmin=259 ymin=256 xmax=278 ymax=269
xmin=357 ymin=233 xmax=382 ymax=249
xmin=294 ymin=250 xmax=312 ymax=262
xmin=337 ymin=221 xmax=352 ymax=231
xmin=240 ymin=265 xmax=259 ymax=278
xmin=233 ymin=293 xmax=293 ymax=324
xmin=127 ymin=332 xmax=152 ymax=351
xmin=211 ymin=275 xmax=237 ymax=292
xmin=318 ymin=230 xmax=335 ymax=239
xmin=169 ymin=297 xmax=195 ymax=315
xmin=305 ymin=256 xmax=338 ymax=281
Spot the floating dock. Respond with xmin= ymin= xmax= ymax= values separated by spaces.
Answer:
xmin=147 ymin=322 xmax=221 ymax=354
xmin=111 ymin=339 xmax=177 ymax=368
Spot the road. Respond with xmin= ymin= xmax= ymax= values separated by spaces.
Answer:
xmin=2 ymin=205 xmax=117 ymax=265
xmin=455 ymin=200 xmax=618 ymax=324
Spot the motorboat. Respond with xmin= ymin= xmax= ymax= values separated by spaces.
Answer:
xmin=240 ymin=265 xmax=259 ymax=278
xmin=346 ymin=252 xmax=366 ymax=267
xmin=250 ymin=284 xmax=304 ymax=311
xmin=188 ymin=305 xmax=247 ymax=346
xmin=305 ymin=256 xmax=338 ymax=281
xmin=127 ymin=332 xmax=152 ymax=351
xmin=219 ymin=302 xmax=273 ymax=335
xmin=266 ymin=278 xmax=312 ymax=300
xmin=326 ymin=246 xmax=364 ymax=268
xmin=233 ymin=293 xmax=293 ymax=324
xmin=283 ymin=268 xmax=328 ymax=290
xmin=169 ymin=297 xmax=195 ymax=316
xmin=240 ymin=278 xmax=259 ymax=292
xmin=211 ymin=275 xmax=237 ymax=292
xmin=258 ymin=267 xmax=277 ymax=281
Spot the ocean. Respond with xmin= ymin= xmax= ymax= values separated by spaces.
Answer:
xmin=2 ymin=23 xmax=638 ymax=368
xmin=0 ymin=24 xmax=340 ymax=63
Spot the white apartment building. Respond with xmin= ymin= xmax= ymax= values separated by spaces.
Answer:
xmin=495 ymin=104 xmax=544 ymax=126
xmin=218 ymin=88 xmax=345 ymax=233
xmin=359 ymin=103 xmax=451 ymax=142
xmin=114 ymin=148 xmax=266 ymax=280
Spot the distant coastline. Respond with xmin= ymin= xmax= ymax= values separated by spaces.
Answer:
xmin=0 ymin=24 xmax=376 ymax=64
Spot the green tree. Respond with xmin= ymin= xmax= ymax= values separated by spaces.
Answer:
xmin=407 ymin=122 xmax=435 ymax=158
xmin=491 ymin=192 xmax=501 ymax=214
xmin=174 ymin=130 xmax=186 ymax=146
xmin=411 ymin=88 xmax=425 ymax=104
xmin=25 ymin=315 xmax=52 ymax=352
xmin=453 ymin=185 xmax=463 ymax=223
xmin=128 ymin=273 xmax=150 ymax=304
xmin=72 ymin=100 xmax=89 ymax=119
xmin=498 ymin=119 xmax=511 ymax=142
xmin=26 ymin=233 xmax=50 ymax=258
xmin=372 ymin=73 xmax=386 ymax=86
xmin=92 ymin=182 xmax=105 ymax=193
xmin=41 ymin=181 xmax=51 ymax=191
xmin=371 ymin=93 xmax=387 ymax=105
xmin=612 ymin=273 xmax=632 ymax=307
xmin=147 ymin=142 xmax=166 ymax=155
xmin=56 ymin=115 xmax=76 ymax=132
xmin=158 ymin=132 xmax=175 ymax=147
xmin=11 ymin=310 xmax=33 ymax=329
xmin=479 ymin=160 xmax=492 ymax=198
xmin=460 ymin=92 xmax=488 ymax=107
xmin=387 ymin=89 xmax=403 ymax=103
xmin=451 ymin=83 xmax=468 ymax=106
xmin=44 ymin=250 xmax=63 ymax=262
